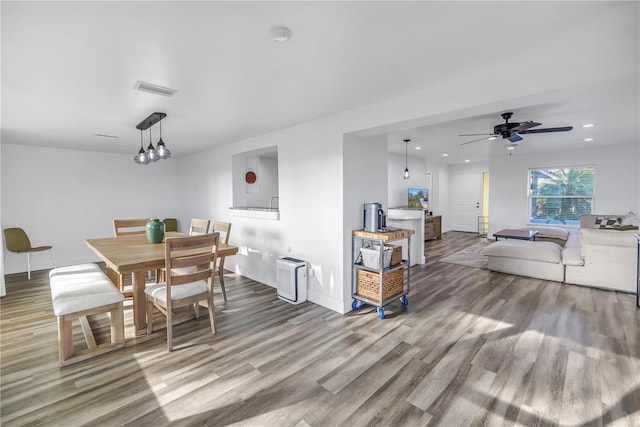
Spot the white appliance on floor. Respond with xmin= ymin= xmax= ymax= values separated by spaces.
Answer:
xmin=276 ymin=257 xmax=307 ymax=304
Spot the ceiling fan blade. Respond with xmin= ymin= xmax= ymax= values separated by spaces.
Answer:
xmin=508 ymin=134 xmax=523 ymax=143
xmin=519 ymin=126 xmax=573 ymax=134
xmin=459 ymin=133 xmax=496 ymax=137
xmin=512 ymin=121 xmax=541 ymax=132
xmin=461 ymin=136 xmax=496 ymax=145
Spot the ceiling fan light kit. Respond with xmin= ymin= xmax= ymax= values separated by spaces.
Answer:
xmin=460 ymin=111 xmax=573 ymax=146
xmin=133 ymin=112 xmax=171 ymax=165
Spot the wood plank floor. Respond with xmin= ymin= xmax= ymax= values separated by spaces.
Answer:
xmin=1 ymin=231 xmax=639 ymax=426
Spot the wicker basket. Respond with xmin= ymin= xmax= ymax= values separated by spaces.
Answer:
xmin=356 ymin=269 xmax=404 ymax=303
xmin=388 ymin=244 xmax=402 ymax=266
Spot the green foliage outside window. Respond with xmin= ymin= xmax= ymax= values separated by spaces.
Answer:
xmin=528 ymin=167 xmax=594 ymax=225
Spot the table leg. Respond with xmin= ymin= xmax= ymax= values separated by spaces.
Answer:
xmin=132 ymin=271 xmax=147 ymax=336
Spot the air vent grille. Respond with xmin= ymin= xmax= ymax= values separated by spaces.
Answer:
xmin=134 ymin=81 xmax=177 ymax=97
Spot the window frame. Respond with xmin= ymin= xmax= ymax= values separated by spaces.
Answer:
xmin=527 ymin=165 xmax=595 ymax=227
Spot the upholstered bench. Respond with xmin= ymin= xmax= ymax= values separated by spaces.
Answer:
xmin=49 ymin=263 xmax=125 ymax=366
xmin=481 ymin=240 xmax=565 ymax=282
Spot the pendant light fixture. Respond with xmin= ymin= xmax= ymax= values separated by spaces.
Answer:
xmin=155 ymin=118 xmax=171 ymax=159
xmin=403 ymin=139 xmax=410 ymax=180
xmin=133 ymin=112 xmax=170 ymax=165
xmin=134 ymin=129 xmax=150 ymax=165
xmin=146 ymin=127 xmax=159 ymax=162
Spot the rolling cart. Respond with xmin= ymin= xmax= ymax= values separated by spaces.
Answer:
xmin=351 ymin=228 xmax=414 ymax=319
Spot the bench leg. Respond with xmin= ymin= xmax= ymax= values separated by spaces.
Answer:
xmin=110 ymin=303 xmax=124 ymax=344
xmin=57 ymin=316 xmax=73 ymax=366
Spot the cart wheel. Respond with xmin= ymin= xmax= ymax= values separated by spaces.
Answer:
xmin=401 ymin=296 xmax=409 ymax=307
xmin=352 ymin=300 xmax=360 ymax=311
xmin=378 ymin=308 xmax=385 ymax=319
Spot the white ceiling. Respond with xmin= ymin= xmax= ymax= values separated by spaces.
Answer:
xmin=2 ymin=1 xmax=639 ymax=165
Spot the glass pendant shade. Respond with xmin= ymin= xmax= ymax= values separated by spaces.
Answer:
xmin=403 ymin=139 xmax=410 ymax=179
xmin=133 ymin=112 xmax=170 ymax=164
xmin=156 ymin=119 xmax=171 ymax=159
xmin=134 ymin=130 xmax=150 ymax=165
xmin=146 ymin=128 xmax=159 ymax=162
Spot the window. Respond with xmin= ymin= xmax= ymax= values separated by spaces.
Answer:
xmin=528 ymin=166 xmax=594 ymax=227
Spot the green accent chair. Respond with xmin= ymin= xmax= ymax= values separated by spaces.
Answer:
xmin=3 ymin=227 xmax=55 ymax=280
xmin=163 ymin=218 xmax=178 ymax=232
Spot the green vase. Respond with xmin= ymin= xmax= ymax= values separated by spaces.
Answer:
xmin=146 ymin=218 xmax=165 ymax=244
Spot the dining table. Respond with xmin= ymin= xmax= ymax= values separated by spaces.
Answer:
xmin=85 ymin=232 xmax=239 ymax=336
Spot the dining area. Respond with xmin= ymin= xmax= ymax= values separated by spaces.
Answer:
xmin=66 ymin=217 xmax=240 ymax=362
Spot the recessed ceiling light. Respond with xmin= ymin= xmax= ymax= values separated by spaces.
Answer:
xmin=134 ymin=81 xmax=178 ymax=97
xmin=507 ymin=146 xmax=516 ymax=150
xmin=269 ymin=25 xmax=292 ymax=42
xmin=584 ymin=138 xmax=594 ymax=142
xmin=582 ymin=123 xmax=595 ymax=128
xmin=464 ymin=159 xmax=470 ymax=163
xmin=442 ymin=153 xmax=448 ymax=157
xmin=414 ymin=146 xmax=421 ymax=150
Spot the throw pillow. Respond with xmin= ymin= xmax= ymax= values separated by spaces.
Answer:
xmin=595 ymin=217 xmax=622 ymax=229
xmin=611 ymin=224 xmax=639 ymax=231
xmin=621 ymin=211 xmax=640 ymax=227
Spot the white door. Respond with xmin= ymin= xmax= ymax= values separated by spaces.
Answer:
xmin=450 ymin=172 xmax=482 ymax=232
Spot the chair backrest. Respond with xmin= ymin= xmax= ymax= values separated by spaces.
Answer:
xmin=165 ymin=233 xmax=219 ymax=292
xmin=4 ymin=228 xmax=31 ymax=252
xmin=212 ymin=221 xmax=232 ymax=244
xmin=189 ymin=218 xmax=210 ymax=236
xmin=163 ymin=218 xmax=178 ymax=232
xmin=113 ymin=219 xmax=148 ymax=237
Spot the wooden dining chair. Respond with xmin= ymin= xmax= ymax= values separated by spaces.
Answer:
xmin=212 ymin=221 xmax=232 ymax=302
xmin=113 ymin=218 xmax=152 ymax=292
xmin=144 ymin=233 xmax=219 ymax=352
xmin=113 ymin=219 xmax=148 ymax=237
xmin=189 ymin=218 xmax=210 ymax=236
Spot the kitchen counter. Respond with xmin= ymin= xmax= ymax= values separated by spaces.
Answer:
xmin=229 ymin=207 xmax=279 ymax=220
xmin=387 ymin=209 xmax=425 ymax=265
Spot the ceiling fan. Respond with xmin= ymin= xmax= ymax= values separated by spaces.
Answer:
xmin=460 ymin=112 xmax=573 ymax=145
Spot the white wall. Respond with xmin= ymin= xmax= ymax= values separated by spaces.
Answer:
xmin=1 ymin=144 xmax=179 ymax=273
xmin=488 ymin=145 xmax=640 ymax=235
xmin=343 ymin=134 xmax=389 ymax=307
xmin=387 ymin=152 xmax=429 ymax=208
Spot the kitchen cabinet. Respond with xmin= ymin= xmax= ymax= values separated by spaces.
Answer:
xmin=351 ymin=228 xmax=414 ymax=319
xmin=424 ymin=215 xmax=442 ymax=241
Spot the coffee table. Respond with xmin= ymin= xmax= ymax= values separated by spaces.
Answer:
xmin=493 ymin=229 xmax=538 ymax=241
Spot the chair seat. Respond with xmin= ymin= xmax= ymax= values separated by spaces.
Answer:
xmin=145 ymin=281 xmax=208 ymax=302
xmin=17 ymin=245 xmax=52 ymax=253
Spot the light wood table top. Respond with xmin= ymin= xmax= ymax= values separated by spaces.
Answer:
xmin=85 ymin=232 xmax=238 ymax=336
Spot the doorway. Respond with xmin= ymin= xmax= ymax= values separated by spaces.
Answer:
xmin=450 ymin=172 xmax=483 ymax=232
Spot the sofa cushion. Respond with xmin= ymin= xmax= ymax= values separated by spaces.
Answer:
xmin=562 ymin=247 xmax=584 ymax=266
xmin=564 ymin=231 xmax=581 ymax=248
xmin=621 ymin=211 xmax=640 ymax=226
xmin=482 ymin=240 xmax=562 ymax=263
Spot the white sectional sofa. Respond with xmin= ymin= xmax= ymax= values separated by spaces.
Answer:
xmin=483 ymin=213 xmax=639 ymax=293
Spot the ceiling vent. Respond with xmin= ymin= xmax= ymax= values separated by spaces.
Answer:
xmin=134 ymin=81 xmax=178 ymax=97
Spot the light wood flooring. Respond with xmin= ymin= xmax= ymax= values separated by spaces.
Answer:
xmin=1 ymin=232 xmax=639 ymax=426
